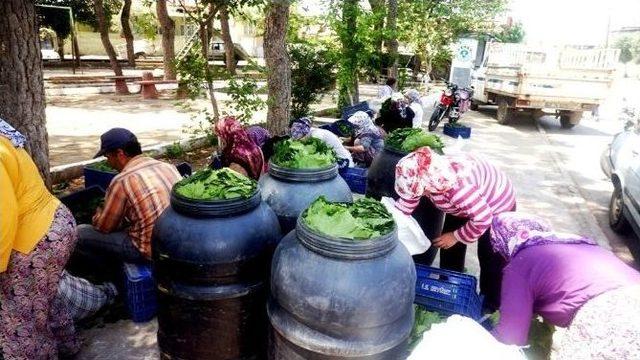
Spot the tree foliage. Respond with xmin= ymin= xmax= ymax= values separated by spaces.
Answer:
xmin=289 ymin=43 xmax=335 ymax=120
xmin=615 ymin=35 xmax=640 ymax=65
xmin=36 ymin=0 xmax=122 ymax=32
xmin=397 ymin=0 xmax=506 ymax=75
xmin=494 ymin=21 xmax=525 ymax=43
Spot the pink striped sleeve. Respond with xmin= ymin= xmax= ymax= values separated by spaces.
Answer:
xmin=450 ymin=184 xmax=493 ymax=243
xmin=395 ymin=196 xmax=420 ymax=215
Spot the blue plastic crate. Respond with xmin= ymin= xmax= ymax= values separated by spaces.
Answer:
xmin=339 ymin=167 xmax=367 ymax=194
xmin=443 ymin=123 xmax=471 ymax=139
xmin=84 ymin=166 xmax=117 ymax=191
xmin=123 ymin=262 xmax=157 ymax=323
xmin=414 ymin=265 xmax=483 ymax=320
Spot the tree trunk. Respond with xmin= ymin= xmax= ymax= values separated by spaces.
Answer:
xmin=0 ymin=1 xmax=51 ymax=187
xmin=386 ymin=0 xmax=399 ymax=80
xmin=95 ymin=0 xmax=127 ymax=95
xmin=368 ymin=0 xmax=385 ymax=52
xmin=264 ymin=0 xmax=291 ymax=135
xmin=156 ymin=0 xmax=176 ymax=80
xmin=199 ymin=23 xmax=220 ymax=120
xmin=338 ymin=0 xmax=359 ymax=108
xmin=220 ymin=6 xmax=236 ymax=75
xmin=121 ymin=0 xmax=135 ymax=67
xmin=56 ymin=33 xmax=65 ymax=60
xmin=72 ymin=34 xmax=81 ymax=66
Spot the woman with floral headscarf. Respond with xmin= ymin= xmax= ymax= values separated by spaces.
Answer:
xmin=345 ymin=111 xmax=386 ymax=167
xmin=290 ymin=117 xmax=354 ymax=167
xmin=404 ymin=88 xmax=424 ymax=128
xmin=394 ymin=147 xmax=516 ymax=310
xmin=214 ymin=116 xmax=265 ymax=179
xmin=490 ymin=212 xmax=640 ymax=359
xmin=0 ymin=119 xmax=80 ymax=358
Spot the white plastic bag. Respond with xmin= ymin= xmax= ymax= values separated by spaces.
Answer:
xmin=380 ymin=197 xmax=430 ymax=255
xmin=409 ymin=315 xmax=526 ymax=360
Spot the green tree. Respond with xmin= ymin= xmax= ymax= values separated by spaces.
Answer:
xmin=494 ymin=22 xmax=525 ymax=43
xmin=289 ymin=43 xmax=335 ymax=120
xmin=614 ymin=36 xmax=640 ymax=77
xmin=397 ymin=0 xmax=506 ymax=77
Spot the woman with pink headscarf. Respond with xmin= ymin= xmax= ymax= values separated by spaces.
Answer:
xmin=490 ymin=212 xmax=640 ymax=359
xmin=214 ymin=117 xmax=265 ymax=180
xmin=394 ymin=147 xmax=516 ymax=310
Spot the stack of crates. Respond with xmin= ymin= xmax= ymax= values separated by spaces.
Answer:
xmin=414 ymin=264 xmax=483 ymax=320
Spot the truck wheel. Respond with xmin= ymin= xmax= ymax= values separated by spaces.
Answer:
xmin=609 ymin=184 xmax=631 ymax=234
xmin=496 ymin=99 xmax=512 ymax=125
xmin=560 ymin=111 xmax=582 ymax=129
xmin=470 ymin=101 xmax=479 ymax=111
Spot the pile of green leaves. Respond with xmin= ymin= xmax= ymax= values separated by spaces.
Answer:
xmin=303 ymin=196 xmax=394 ymax=240
xmin=175 ymin=168 xmax=256 ymax=201
xmin=272 ymin=137 xmax=337 ymax=169
xmin=72 ymin=197 xmax=105 ymax=225
xmin=408 ymin=305 xmax=445 ymax=350
xmin=87 ymin=161 xmax=116 ymax=173
xmin=386 ymin=128 xmax=445 ymax=154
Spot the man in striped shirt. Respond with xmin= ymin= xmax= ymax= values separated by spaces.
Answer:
xmin=395 ymin=147 xmax=516 ymax=310
xmin=73 ymin=129 xmax=180 ymax=279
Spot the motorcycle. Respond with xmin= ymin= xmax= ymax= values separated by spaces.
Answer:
xmin=428 ymin=82 xmax=474 ymax=131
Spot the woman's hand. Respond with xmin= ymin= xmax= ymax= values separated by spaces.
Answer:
xmin=229 ymin=163 xmax=248 ymax=176
xmin=432 ymin=232 xmax=458 ymax=249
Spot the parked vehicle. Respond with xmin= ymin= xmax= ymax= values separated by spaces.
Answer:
xmin=601 ymin=105 xmax=640 ymax=237
xmin=117 ymin=40 xmax=155 ymax=60
xmin=471 ymin=43 xmax=618 ymax=129
xmin=208 ymin=41 xmax=250 ymax=65
xmin=428 ymin=82 xmax=474 ymax=131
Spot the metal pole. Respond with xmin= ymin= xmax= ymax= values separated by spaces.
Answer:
xmin=35 ymin=5 xmax=79 ymax=73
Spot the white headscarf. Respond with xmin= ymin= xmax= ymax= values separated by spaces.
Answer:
xmin=0 ymin=118 xmax=26 ymax=148
xmin=404 ymin=89 xmax=421 ymax=103
xmin=347 ymin=111 xmax=378 ymax=136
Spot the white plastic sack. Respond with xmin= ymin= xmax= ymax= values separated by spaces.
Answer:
xmin=408 ymin=315 xmax=526 ymax=360
xmin=380 ymin=197 xmax=430 ymax=255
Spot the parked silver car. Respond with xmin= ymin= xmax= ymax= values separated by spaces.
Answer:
xmin=601 ymin=118 xmax=640 ymax=237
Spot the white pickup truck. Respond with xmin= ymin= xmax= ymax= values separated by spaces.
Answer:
xmin=471 ymin=43 xmax=619 ymax=129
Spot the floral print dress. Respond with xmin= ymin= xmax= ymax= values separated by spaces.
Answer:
xmin=0 ymin=205 xmax=80 ymax=359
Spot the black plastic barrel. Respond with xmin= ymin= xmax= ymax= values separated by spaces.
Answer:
xmin=152 ymin=186 xmax=282 ymax=360
xmin=366 ymin=146 xmax=444 ymax=266
xmin=268 ymin=216 xmax=416 ymax=359
xmin=259 ymin=161 xmax=353 ymax=233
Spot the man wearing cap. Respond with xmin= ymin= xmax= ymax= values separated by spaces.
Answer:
xmin=74 ymin=128 xmax=180 ymax=273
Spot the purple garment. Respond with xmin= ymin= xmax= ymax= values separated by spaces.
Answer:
xmin=246 ymin=126 xmax=271 ymax=148
xmin=492 ymin=243 xmax=640 ymax=346
xmin=490 ymin=212 xmax=596 ymax=260
xmin=290 ymin=117 xmax=312 ymax=140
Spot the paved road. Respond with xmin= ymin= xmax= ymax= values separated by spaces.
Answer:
xmin=468 ymin=104 xmax=639 ymax=268
xmin=537 ymin=113 xmax=640 ymax=268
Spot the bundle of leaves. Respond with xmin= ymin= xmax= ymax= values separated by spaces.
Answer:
xmin=175 ymin=168 xmax=257 ymax=201
xmin=87 ymin=161 xmax=116 ymax=173
xmin=385 ymin=128 xmax=445 ymax=154
xmin=408 ymin=305 xmax=445 ymax=350
xmin=303 ymin=196 xmax=394 ymax=240
xmin=272 ymin=137 xmax=337 ymax=169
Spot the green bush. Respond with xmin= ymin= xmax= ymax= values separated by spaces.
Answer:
xmin=165 ymin=142 xmax=185 ymax=159
xmin=289 ymin=43 xmax=336 ymax=120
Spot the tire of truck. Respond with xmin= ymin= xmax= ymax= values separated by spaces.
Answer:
xmin=496 ymin=98 xmax=513 ymax=125
xmin=560 ymin=111 xmax=582 ymax=129
xmin=470 ymin=101 xmax=479 ymax=111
